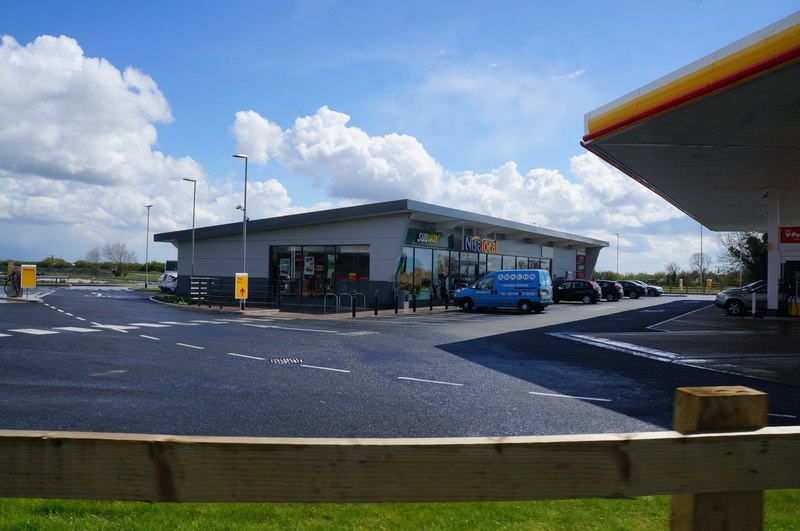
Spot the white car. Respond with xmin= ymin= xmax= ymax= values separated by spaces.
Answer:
xmin=158 ymin=272 xmax=178 ymax=293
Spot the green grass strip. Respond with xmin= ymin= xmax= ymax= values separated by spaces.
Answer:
xmin=1 ymin=492 xmax=798 ymax=530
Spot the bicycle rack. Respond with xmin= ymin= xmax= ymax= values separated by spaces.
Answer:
xmin=323 ymin=293 xmax=339 ymax=314
xmin=339 ymin=292 xmax=367 ymax=314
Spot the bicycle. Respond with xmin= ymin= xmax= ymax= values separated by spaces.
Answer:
xmin=4 ymin=271 xmax=21 ymax=298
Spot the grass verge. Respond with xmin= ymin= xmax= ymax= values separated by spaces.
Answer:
xmin=1 ymin=492 xmax=798 ymax=530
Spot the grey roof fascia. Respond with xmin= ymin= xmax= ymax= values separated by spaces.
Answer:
xmin=154 ymin=198 xmax=608 ymax=248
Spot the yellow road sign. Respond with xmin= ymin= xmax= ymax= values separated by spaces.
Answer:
xmin=21 ymin=265 xmax=37 ymax=288
xmin=235 ymin=273 xmax=248 ymax=299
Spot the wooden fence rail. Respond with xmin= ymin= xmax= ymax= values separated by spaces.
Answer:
xmin=1 ymin=387 xmax=798 ymax=530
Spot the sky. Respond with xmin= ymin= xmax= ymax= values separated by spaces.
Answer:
xmin=1 ymin=1 xmax=797 ymax=275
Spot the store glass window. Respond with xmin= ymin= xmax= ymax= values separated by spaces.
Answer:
xmin=433 ymin=250 xmax=450 ymax=298
xmin=487 ymin=254 xmax=502 ymax=274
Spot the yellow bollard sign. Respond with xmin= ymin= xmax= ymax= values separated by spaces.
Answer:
xmin=21 ymin=265 xmax=37 ymax=288
xmin=235 ymin=273 xmax=248 ymax=299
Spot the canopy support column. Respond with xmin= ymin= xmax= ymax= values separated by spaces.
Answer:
xmin=767 ymin=188 xmax=780 ymax=316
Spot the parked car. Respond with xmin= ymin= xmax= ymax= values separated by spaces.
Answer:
xmin=553 ymin=280 xmax=602 ymax=304
xmin=617 ymin=280 xmax=647 ymax=299
xmin=158 ymin=272 xmax=178 ymax=293
xmin=633 ymin=280 xmax=663 ymax=297
xmin=595 ymin=280 xmax=624 ymax=301
xmin=715 ymin=280 xmax=767 ymax=315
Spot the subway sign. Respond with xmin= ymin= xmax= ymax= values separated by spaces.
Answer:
xmin=463 ymin=235 xmax=498 ymax=254
xmin=406 ymin=229 xmax=452 ymax=247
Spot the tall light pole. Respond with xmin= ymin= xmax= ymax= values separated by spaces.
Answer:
xmin=614 ymin=232 xmax=619 ymax=276
xmin=182 ymin=178 xmax=197 ymax=278
xmin=145 ymin=204 xmax=153 ymax=288
xmin=233 ymin=154 xmax=248 ymax=310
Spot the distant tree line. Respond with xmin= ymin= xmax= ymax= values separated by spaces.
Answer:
xmin=4 ymin=242 xmax=165 ymax=277
xmin=594 ymin=231 xmax=767 ymax=288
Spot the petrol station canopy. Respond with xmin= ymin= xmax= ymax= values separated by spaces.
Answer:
xmin=582 ymin=12 xmax=800 ymax=233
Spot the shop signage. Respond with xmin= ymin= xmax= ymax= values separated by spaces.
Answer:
xmin=780 ymin=226 xmax=800 ymax=243
xmin=405 ymin=229 xmax=452 ymax=247
xmin=463 ymin=235 xmax=498 ymax=254
xmin=235 ymin=273 xmax=248 ymax=299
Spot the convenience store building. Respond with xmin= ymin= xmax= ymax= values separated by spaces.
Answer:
xmin=154 ymin=199 xmax=607 ymax=306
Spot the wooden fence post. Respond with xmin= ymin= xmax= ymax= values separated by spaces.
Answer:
xmin=671 ymin=386 xmax=768 ymax=531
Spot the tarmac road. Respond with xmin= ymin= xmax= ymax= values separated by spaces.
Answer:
xmin=1 ymin=288 xmax=797 ymax=438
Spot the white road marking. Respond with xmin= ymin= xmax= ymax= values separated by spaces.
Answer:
xmin=8 ymin=328 xmax=59 ymax=335
xmin=0 ymin=333 xmax=11 ymax=337
xmin=548 ymin=332 xmax=679 ymax=362
xmin=53 ymin=327 xmax=101 ymax=333
xmin=91 ymin=324 xmax=138 ymax=333
xmin=57 ymin=309 xmax=64 ymax=313
xmin=129 ymin=322 xmax=171 ymax=328
xmin=397 ymin=377 xmax=463 ymax=386
xmin=301 ymin=364 xmax=351 ymax=373
xmin=64 ymin=313 xmax=73 ymax=317
xmin=177 ymin=342 xmax=205 ymax=350
xmin=648 ymin=304 xmax=715 ymax=331
xmin=528 ymin=391 xmax=611 ymax=402
xmin=90 ymin=370 xmax=127 ymax=376
xmin=228 ymin=352 xmax=266 ymax=360
xmin=191 ymin=320 xmax=226 ymax=324
xmin=75 ymin=317 xmax=86 ymax=321
xmin=140 ymin=335 xmax=160 ymax=341
xmin=159 ymin=321 xmax=201 ymax=326
xmin=769 ymin=413 xmax=797 ymax=419
xmin=242 ymin=323 xmax=339 ymax=334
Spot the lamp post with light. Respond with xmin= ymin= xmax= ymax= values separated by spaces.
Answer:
xmin=614 ymin=232 xmax=619 ymax=276
xmin=233 ymin=154 xmax=248 ymax=310
xmin=182 ymin=178 xmax=197 ymax=278
xmin=145 ymin=204 xmax=153 ymax=288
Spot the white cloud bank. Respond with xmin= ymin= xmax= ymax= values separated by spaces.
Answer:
xmin=1 ymin=34 xmax=699 ymax=273
xmin=0 ymin=35 xmax=292 ymax=260
xmin=233 ymin=106 xmax=692 ymax=273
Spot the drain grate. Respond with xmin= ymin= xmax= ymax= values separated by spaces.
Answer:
xmin=267 ymin=357 xmax=304 ymax=365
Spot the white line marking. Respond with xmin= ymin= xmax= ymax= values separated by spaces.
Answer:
xmin=57 ymin=309 xmax=64 ymax=313
xmin=91 ymin=324 xmax=138 ymax=333
xmin=191 ymin=320 xmax=226 ymax=324
xmin=177 ymin=342 xmax=205 ymax=350
xmin=0 ymin=333 xmax=11 ymax=337
xmin=528 ymin=391 xmax=611 ymax=402
xmin=64 ymin=313 xmax=73 ymax=317
xmin=75 ymin=317 xmax=86 ymax=321
xmin=548 ymin=332 xmax=679 ymax=362
xmin=648 ymin=303 xmax=715 ymax=331
xmin=159 ymin=321 xmax=201 ymax=326
xmin=228 ymin=352 xmax=266 ymax=360
xmin=129 ymin=322 xmax=171 ymax=328
xmin=242 ymin=323 xmax=339 ymax=334
xmin=397 ymin=377 xmax=463 ymax=386
xmin=8 ymin=329 xmax=59 ymax=335
xmin=301 ymin=364 xmax=351 ymax=373
xmin=53 ymin=327 xmax=101 ymax=333
xmin=140 ymin=335 xmax=160 ymax=340
xmin=769 ymin=413 xmax=797 ymax=419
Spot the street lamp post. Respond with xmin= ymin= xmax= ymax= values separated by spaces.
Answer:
xmin=614 ymin=232 xmax=619 ymax=276
xmin=233 ymin=154 xmax=248 ymax=310
xmin=145 ymin=204 xmax=153 ymax=288
xmin=182 ymin=178 xmax=197 ymax=278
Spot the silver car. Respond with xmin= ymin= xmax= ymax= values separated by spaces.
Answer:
xmin=715 ymin=280 xmax=767 ymax=315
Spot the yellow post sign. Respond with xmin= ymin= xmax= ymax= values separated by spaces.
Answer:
xmin=21 ymin=265 xmax=37 ymax=288
xmin=235 ymin=273 xmax=248 ymax=299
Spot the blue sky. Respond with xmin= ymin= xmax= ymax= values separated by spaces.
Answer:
xmin=2 ymin=1 xmax=797 ymax=274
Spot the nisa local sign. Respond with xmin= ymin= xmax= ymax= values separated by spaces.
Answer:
xmin=463 ymin=235 xmax=499 ymax=254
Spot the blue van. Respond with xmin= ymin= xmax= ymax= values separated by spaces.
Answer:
xmin=453 ymin=269 xmax=553 ymax=313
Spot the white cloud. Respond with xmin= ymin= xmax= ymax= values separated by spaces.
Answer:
xmin=0 ymin=34 xmax=296 ymax=262
xmin=233 ymin=106 xmax=445 ymax=201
